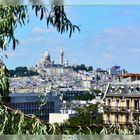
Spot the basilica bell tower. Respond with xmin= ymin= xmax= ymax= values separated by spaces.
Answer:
xmin=60 ymin=48 xmax=64 ymax=65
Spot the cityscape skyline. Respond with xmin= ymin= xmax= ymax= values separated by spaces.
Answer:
xmin=3 ymin=6 xmax=140 ymax=73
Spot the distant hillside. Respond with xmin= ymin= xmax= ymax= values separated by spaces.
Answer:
xmin=72 ymin=64 xmax=93 ymax=72
xmin=9 ymin=66 xmax=39 ymax=77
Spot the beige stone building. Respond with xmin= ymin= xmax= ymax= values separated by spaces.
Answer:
xmin=103 ymin=83 xmax=140 ymax=126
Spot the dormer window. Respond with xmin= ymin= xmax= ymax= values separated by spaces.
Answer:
xmin=136 ymin=87 xmax=140 ymax=92
xmin=110 ymin=86 xmax=115 ymax=93
xmin=129 ymin=86 xmax=134 ymax=93
xmin=119 ymin=86 xmax=124 ymax=93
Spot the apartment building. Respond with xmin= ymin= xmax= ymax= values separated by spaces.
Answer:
xmin=103 ymin=83 xmax=140 ymax=127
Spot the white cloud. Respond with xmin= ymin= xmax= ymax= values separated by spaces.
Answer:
xmin=102 ymin=53 xmax=112 ymax=59
xmin=89 ymin=26 xmax=140 ymax=71
xmin=91 ymin=27 xmax=140 ymax=48
xmin=120 ymin=10 xmax=133 ymax=16
xmin=127 ymin=47 xmax=140 ymax=56
xmin=32 ymin=27 xmax=54 ymax=33
xmin=20 ymin=36 xmax=46 ymax=45
xmin=103 ymin=27 xmax=140 ymax=36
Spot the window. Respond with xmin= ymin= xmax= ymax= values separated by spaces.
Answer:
xmin=126 ymin=115 xmax=129 ymax=122
xmin=46 ymin=102 xmax=49 ymax=107
xmin=16 ymin=103 xmax=20 ymax=109
xmin=126 ymin=100 xmax=130 ymax=109
xmin=21 ymin=103 xmax=24 ymax=108
xmin=11 ymin=103 xmax=14 ymax=108
xmin=49 ymin=108 xmax=54 ymax=113
xmin=50 ymin=102 xmax=54 ymax=107
xmin=129 ymin=87 xmax=134 ymax=93
xmin=116 ymin=99 xmax=119 ymax=107
xmin=110 ymin=86 xmax=115 ymax=93
xmin=107 ymin=114 xmax=110 ymax=122
xmin=15 ymin=103 xmax=17 ymax=108
xmin=134 ymin=100 xmax=139 ymax=110
xmin=116 ymin=115 xmax=119 ymax=123
xmin=134 ymin=116 xmax=139 ymax=122
xmin=136 ymin=87 xmax=140 ymax=92
xmin=119 ymin=86 xmax=124 ymax=93
xmin=108 ymin=99 xmax=111 ymax=106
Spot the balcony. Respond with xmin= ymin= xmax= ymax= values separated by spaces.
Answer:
xmin=103 ymin=106 xmax=140 ymax=113
xmin=103 ymin=120 xmax=131 ymax=126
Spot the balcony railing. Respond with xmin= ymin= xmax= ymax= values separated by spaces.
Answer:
xmin=103 ymin=120 xmax=131 ymax=125
xmin=104 ymin=106 xmax=140 ymax=113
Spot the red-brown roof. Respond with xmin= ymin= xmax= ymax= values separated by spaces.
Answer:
xmin=119 ymin=74 xmax=140 ymax=77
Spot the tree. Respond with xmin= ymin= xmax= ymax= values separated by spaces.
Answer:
xmin=9 ymin=66 xmax=39 ymax=77
xmin=87 ymin=66 xmax=93 ymax=71
xmin=73 ymin=64 xmax=93 ymax=72
xmin=15 ymin=67 xmax=27 ymax=73
xmin=74 ymin=92 xmax=95 ymax=101
xmin=0 ymin=5 xmax=80 ymax=53
xmin=63 ymin=104 xmax=103 ymax=134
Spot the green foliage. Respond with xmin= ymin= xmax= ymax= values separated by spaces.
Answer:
xmin=9 ymin=66 xmax=39 ymax=77
xmin=63 ymin=104 xmax=103 ymax=134
xmin=0 ymin=101 xmax=140 ymax=135
xmin=0 ymin=103 xmax=49 ymax=134
xmin=0 ymin=63 xmax=9 ymax=100
xmin=100 ymin=120 xmax=140 ymax=135
xmin=92 ymin=89 xmax=101 ymax=93
xmin=90 ymin=89 xmax=101 ymax=96
xmin=73 ymin=64 xmax=93 ymax=72
xmin=87 ymin=66 xmax=93 ymax=71
xmin=62 ymin=91 xmax=95 ymax=101
xmin=73 ymin=93 xmax=95 ymax=101
xmin=0 ymin=6 xmax=28 ymax=50
xmin=0 ymin=5 xmax=80 ymax=52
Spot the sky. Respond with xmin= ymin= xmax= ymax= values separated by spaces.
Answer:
xmin=3 ymin=6 xmax=140 ymax=73
xmin=64 ymin=0 xmax=140 ymax=5
xmin=3 ymin=0 xmax=140 ymax=5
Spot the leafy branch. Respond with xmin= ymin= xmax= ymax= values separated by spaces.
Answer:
xmin=0 ymin=5 xmax=80 ymax=52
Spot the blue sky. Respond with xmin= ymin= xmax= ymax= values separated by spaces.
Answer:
xmin=64 ymin=0 xmax=140 ymax=5
xmin=4 ymin=6 xmax=140 ymax=73
xmin=17 ymin=0 xmax=140 ymax=5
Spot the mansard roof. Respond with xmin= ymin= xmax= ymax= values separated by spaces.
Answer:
xmin=106 ymin=83 xmax=140 ymax=97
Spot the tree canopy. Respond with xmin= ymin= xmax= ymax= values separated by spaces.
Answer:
xmin=73 ymin=64 xmax=93 ymax=72
xmin=9 ymin=66 xmax=39 ymax=77
xmin=63 ymin=104 xmax=103 ymax=134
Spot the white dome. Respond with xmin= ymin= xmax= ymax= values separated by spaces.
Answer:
xmin=44 ymin=49 xmax=50 ymax=58
xmin=39 ymin=58 xmax=44 ymax=64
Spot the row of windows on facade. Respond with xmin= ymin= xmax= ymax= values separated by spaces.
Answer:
xmin=106 ymin=114 xmax=139 ymax=123
xmin=11 ymin=96 xmax=40 ymax=102
xmin=106 ymin=99 xmax=139 ymax=109
xmin=11 ymin=101 xmax=55 ymax=108
xmin=18 ymin=108 xmax=55 ymax=114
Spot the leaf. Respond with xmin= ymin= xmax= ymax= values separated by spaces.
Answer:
xmin=69 ymin=25 xmax=72 ymax=38
xmin=40 ymin=8 xmax=44 ymax=20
